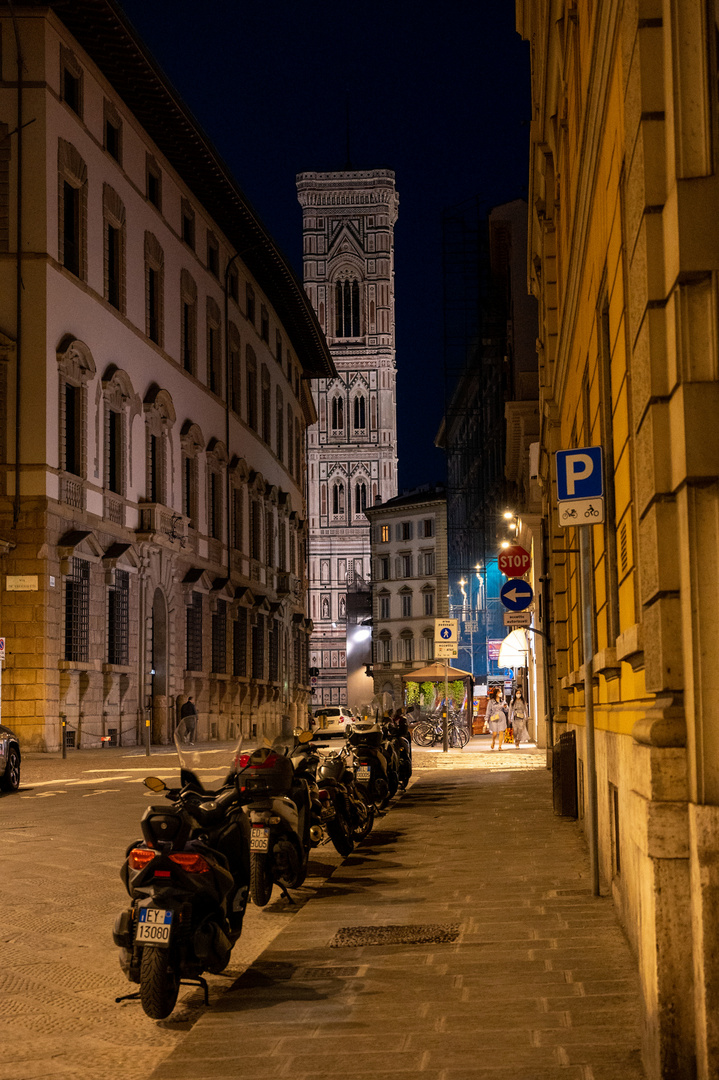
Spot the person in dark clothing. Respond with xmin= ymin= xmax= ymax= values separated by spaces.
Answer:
xmin=179 ymin=696 xmax=198 ymax=744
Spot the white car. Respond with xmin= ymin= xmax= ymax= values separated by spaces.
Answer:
xmin=313 ymin=706 xmax=354 ymax=737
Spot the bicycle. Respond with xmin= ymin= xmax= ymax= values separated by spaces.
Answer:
xmin=412 ymin=716 xmax=469 ymax=749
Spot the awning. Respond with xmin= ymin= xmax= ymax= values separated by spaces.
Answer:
xmin=497 ymin=629 xmax=529 ymax=668
xmin=401 ymin=662 xmax=473 ymax=681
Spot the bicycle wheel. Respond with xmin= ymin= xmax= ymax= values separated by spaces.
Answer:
xmin=455 ymin=725 xmax=470 ymax=748
xmin=412 ymin=721 xmax=436 ymax=747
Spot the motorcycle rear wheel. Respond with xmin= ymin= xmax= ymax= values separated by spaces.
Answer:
xmin=139 ymin=946 xmax=180 ymax=1020
xmin=326 ymin=813 xmax=354 ymax=856
xmin=250 ymin=852 xmax=274 ymax=907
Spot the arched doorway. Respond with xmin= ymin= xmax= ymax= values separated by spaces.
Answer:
xmin=151 ymin=587 xmax=168 ymax=743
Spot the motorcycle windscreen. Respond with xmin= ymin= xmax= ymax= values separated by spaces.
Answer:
xmin=173 ymin=727 xmax=243 ymax=790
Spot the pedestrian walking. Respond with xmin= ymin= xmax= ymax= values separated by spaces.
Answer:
xmin=485 ymin=687 xmax=508 ymax=750
xmin=179 ymin=695 xmax=198 ymax=744
xmin=509 ymin=688 xmax=530 ymax=749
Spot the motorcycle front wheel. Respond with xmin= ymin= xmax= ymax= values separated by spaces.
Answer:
xmin=352 ymin=798 xmax=374 ymax=841
xmin=250 ymin=851 xmax=274 ymax=907
xmin=139 ymin=946 xmax=180 ymax=1020
xmin=326 ymin=812 xmax=354 ymax=856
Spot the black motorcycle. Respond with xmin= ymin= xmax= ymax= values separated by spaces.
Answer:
xmin=384 ymin=716 xmax=412 ymax=789
xmin=347 ymin=719 xmax=395 ymax=809
xmin=113 ymin=734 xmax=250 ymax=1020
xmin=237 ymin=731 xmax=323 ymax=908
xmin=315 ymin=744 xmax=373 ymax=851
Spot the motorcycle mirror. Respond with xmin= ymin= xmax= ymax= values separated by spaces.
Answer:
xmin=298 ymin=730 xmax=315 ymax=744
xmin=143 ymin=776 xmax=167 ymax=793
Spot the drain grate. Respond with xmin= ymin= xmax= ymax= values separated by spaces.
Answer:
xmin=329 ymin=924 xmax=460 ymax=948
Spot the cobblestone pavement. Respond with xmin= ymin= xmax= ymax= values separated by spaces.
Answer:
xmin=3 ymin=741 xmax=645 ymax=1080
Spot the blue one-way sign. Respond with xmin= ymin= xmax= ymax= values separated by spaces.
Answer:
xmin=556 ymin=447 xmax=604 ymax=501
xmin=500 ymin=578 xmax=534 ymax=612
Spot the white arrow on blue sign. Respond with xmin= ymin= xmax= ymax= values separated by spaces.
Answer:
xmin=500 ymin=578 xmax=534 ymax=612
xmin=556 ymin=447 xmax=604 ymax=501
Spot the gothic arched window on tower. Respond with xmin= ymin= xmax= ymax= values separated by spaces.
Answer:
xmin=332 ymin=481 xmax=345 ymax=515
xmin=353 ymin=395 xmax=366 ymax=430
xmin=355 ymin=481 xmax=367 ymax=515
xmin=336 ymin=278 xmax=360 ymax=337
xmin=331 ymin=395 xmax=344 ymax=431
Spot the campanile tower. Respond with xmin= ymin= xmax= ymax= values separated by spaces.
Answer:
xmin=296 ymin=169 xmax=399 ymax=707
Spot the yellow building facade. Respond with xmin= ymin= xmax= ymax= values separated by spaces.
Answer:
xmin=518 ymin=2 xmax=719 ymax=1077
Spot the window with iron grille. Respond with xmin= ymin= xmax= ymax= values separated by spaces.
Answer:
xmin=65 ymin=557 xmax=89 ymax=662
xmin=108 ymin=569 xmax=129 ymax=665
xmin=233 ymin=611 xmax=248 ymax=676
xmin=212 ymin=600 xmax=227 ymax=674
xmin=269 ymin=620 xmax=279 ymax=681
xmin=252 ymin=615 xmax=265 ymax=680
xmin=186 ymin=592 xmax=203 ymax=671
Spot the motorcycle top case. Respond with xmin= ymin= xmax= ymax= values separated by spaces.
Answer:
xmin=348 ymin=726 xmax=383 ymax=749
xmin=239 ymin=748 xmax=294 ymax=793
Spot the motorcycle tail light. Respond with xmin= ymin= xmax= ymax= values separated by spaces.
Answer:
xmin=238 ymin=753 xmax=250 ymax=768
xmin=318 ymin=789 xmax=331 ymax=802
xmin=128 ymin=848 xmax=156 ymax=870
xmin=249 ymin=751 xmax=279 ymax=769
xmin=169 ymin=852 xmax=210 ymax=873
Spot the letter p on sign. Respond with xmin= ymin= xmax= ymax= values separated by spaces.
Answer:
xmin=556 ymin=447 xmax=604 ymax=501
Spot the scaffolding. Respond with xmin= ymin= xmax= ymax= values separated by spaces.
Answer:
xmin=440 ymin=197 xmax=511 ymax=682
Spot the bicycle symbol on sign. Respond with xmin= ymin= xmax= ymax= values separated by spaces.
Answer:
xmin=561 ymin=508 xmax=578 ymax=520
xmin=584 ymin=504 xmax=600 ymax=518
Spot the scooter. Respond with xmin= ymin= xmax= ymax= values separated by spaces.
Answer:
xmin=347 ymin=719 xmax=393 ymax=809
xmin=113 ymin=733 xmax=250 ymax=1020
xmin=315 ymin=743 xmax=373 ymax=852
xmin=237 ymin=731 xmax=322 ymax=907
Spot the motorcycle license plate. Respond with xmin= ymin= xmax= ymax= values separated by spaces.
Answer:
xmin=136 ymin=907 xmax=173 ymax=946
xmin=357 ymin=766 xmax=371 ymax=781
xmin=250 ymin=826 xmax=270 ymax=852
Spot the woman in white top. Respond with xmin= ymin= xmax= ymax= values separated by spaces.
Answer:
xmin=509 ymin=689 xmax=530 ymax=749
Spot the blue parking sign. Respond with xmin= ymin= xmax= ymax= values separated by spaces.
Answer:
xmin=556 ymin=447 xmax=603 ymax=501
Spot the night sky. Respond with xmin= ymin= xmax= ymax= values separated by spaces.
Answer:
xmin=117 ymin=0 xmax=531 ymax=491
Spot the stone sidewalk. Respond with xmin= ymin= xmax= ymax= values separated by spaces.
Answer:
xmin=149 ymin=755 xmax=646 ymax=1080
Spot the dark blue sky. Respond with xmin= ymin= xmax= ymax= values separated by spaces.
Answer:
xmin=118 ymin=0 xmax=531 ymax=491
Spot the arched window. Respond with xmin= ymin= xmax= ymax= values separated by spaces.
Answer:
xmin=335 ymin=278 xmax=360 ymax=337
xmin=353 ymin=395 xmax=366 ymax=430
xmin=354 ymin=481 xmax=367 ymax=515
xmin=332 ymin=482 xmax=345 ymax=515
xmin=331 ymin=395 xmax=344 ymax=430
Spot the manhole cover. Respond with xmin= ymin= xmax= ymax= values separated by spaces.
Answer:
xmin=329 ymin=924 xmax=460 ymax=948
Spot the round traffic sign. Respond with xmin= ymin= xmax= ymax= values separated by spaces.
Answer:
xmin=498 ymin=545 xmax=531 ymax=576
xmin=500 ymin=577 xmax=534 ymax=612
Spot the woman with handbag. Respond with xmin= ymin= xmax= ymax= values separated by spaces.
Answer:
xmin=509 ymin=688 xmax=530 ymax=749
xmin=485 ymin=687 xmax=508 ymax=751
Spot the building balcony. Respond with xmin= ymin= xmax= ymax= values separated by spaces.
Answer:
xmin=104 ymin=492 xmax=124 ymax=526
xmin=61 ymin=474 xmax=84 ymax=510
xmin=136 ymin=504 xmax=188 ymax=546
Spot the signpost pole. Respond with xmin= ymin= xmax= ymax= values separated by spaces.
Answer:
xmin=443 ymin=658 xmax=449 ymax=753
xmin=580 ymin=526 xmax=600 ymax=897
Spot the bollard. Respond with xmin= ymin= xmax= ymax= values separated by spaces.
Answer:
xmin=61 ymin=714 xmax=66 ymax=759
xmin=145 ymin=710 xmax=151 ymax=757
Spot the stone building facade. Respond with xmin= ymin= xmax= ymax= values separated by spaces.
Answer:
xmin=0 ymin=1 xmax=334 ymax=750
xmin=518 ymin=2 xmax=719 ymax=1076
xmin=296 ymin=169 xmax=399 ymax=708
xmin=365 ymin=486 xmax=448 ymax=704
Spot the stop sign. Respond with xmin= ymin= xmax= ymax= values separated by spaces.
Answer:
xmin=498 ymin=545 xmax=531 ymax=576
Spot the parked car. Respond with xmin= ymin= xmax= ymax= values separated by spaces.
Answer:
xmin=0 ymin=725 xmax=21 ymax=792
xmin=312 ymin=706 xmax=354 ymax=737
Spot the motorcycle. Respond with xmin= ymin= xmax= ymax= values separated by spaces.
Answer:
xmin=113 ymin=732 xmax=250 ymax=1020
xmin=347 ymin=719 xmax=395 ymax=809
xmin=384 ymin=715 xmax=412 ymax=789
xmin=237 ymin=730 xmax=322 ymax=908
xmin=315 ymin=743 xmax=373 ymax=851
